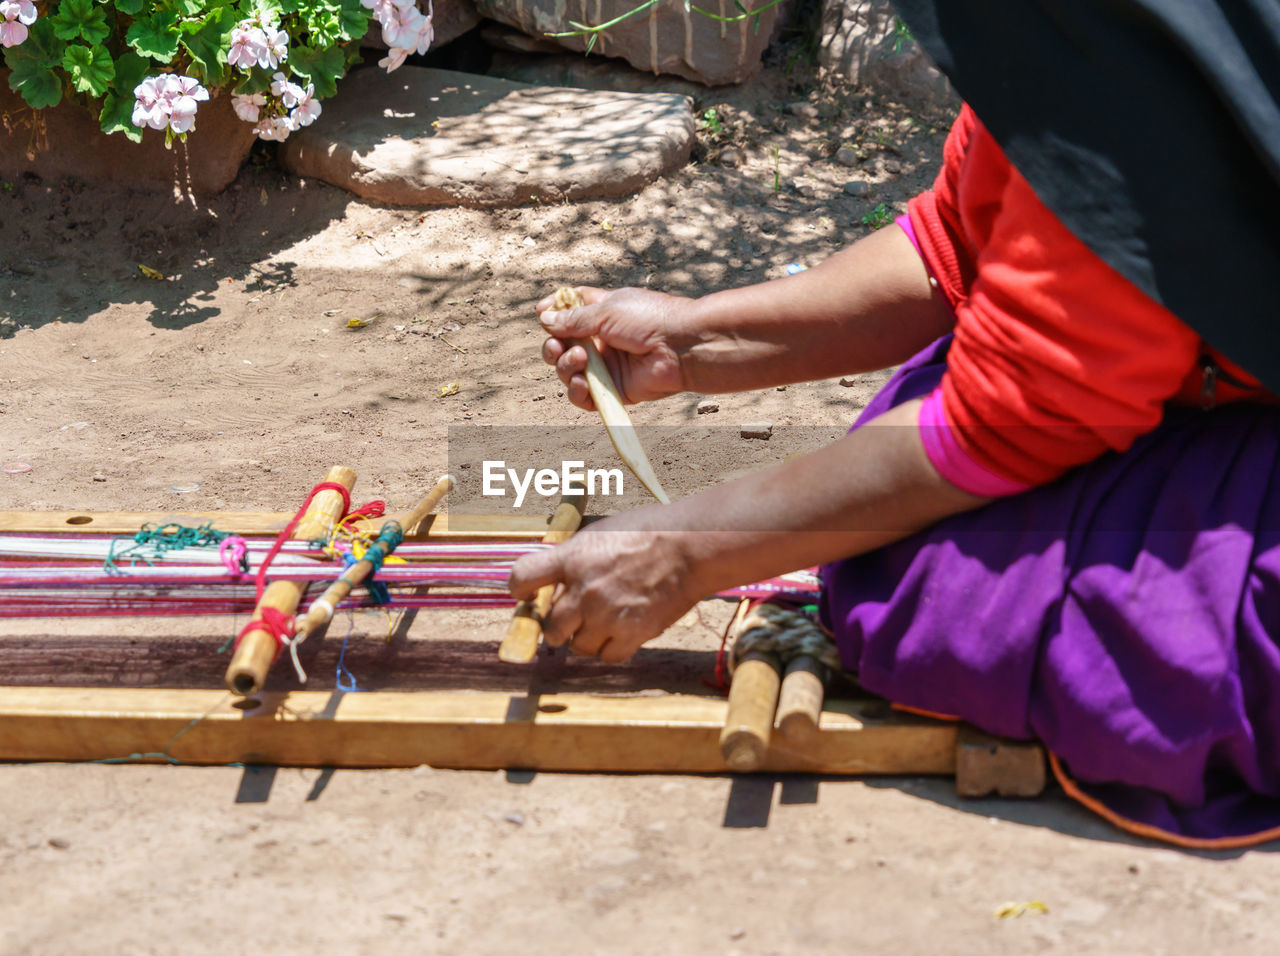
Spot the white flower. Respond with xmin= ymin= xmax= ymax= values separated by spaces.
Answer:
xmin=262 ymin=27 xmax=289 ymax=69
xmin=132 ymin=74 xmax=210 ymax=135
xmin=228 ymin=22 xmax=267 ymax=71
xmin=270 ymin=71 xmax=304 ymax=109
xmin=232 ymin=92 xmax=267 ymax=124
xmin=0 ymin=0 xmax=36 ymax=48
xmin=290 ymin=84 xmax=322 ymax=128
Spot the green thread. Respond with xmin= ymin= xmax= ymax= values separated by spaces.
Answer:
xmin=104 ymin=521 xmax=233 ymax=573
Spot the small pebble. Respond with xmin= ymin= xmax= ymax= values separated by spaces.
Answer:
xmin=788 ymin=102 xmax=819 ymax=119
xmin=843 ymin=180 xmax=871 ymax=198
xmin=91 ymin=474 xmax=106 ymax=482
xmin=729 ymin=929 xmax=746 ymax=940
xmin=697 ymin=400 xmax=720 ymax=415
xmin=503 ymin=811 xmax=525 ymax=826
xmin=776 ymin=385 xmax=787 ymax=391
xmin=839 ymin=376 xmax=858 ymax=387
xmin=719 ymin=147 xmax=745 ymax=168
xmin=741 ymin=423 xmax=773 ymax=440
xmin=48 ymin=837 xmax=69 ymax=850
xmin=834 ymin=146 xmax=859 ymax=166
xmin=883 ymin=159 xmax=902 ymax=175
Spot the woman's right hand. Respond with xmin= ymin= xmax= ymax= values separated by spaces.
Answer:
xmin=537 ymin=286 xmax=692 ymax=411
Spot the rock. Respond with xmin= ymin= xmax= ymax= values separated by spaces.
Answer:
xmin=480 ymin=23 xmax=564 ymax=55
xmin=502 ymin=811 xmax=525 ymax=826
xmin=718 ymin=146 xmax=746 ymax=168
xmin=839 ymin=376 xmax=858 ymax=386
xmin=0 ymin=79 xmax=255 ymax=197
xmin=843 ymin=180 xmax=870 ymax=197
xmin=47 ymin=837 xmax=69 ymax=849
xmin=834 ymin=146 xmax=859 ymax=166
xmin=741 ymin=423 xmax=772 ymax=440
xmin=486 ymin=51 xmax=705 ymax=99
xmin=362 ymin=0 xmax=480 ymax=50
xmin=697 ymin=399 xmax=720 ymax=414
xmin=282 ymin=67 xmax=694 ymax=207
xmin=788 ymin=102 xmax=819 ymax=119
xmin=882 ymin=158 xmax=902 ymax=175
xmin=473 ymin=0 xmax=788 ymax=86
xmin=91 ymin=474 xmax=107 ymax=482
xmin=818 ymin=0 xmax=956 ymax=108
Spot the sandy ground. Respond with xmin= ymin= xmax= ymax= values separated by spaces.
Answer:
xmin=3 ymin=52 xmax=1279 ymax=955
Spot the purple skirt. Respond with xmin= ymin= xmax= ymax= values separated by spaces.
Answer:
xmin=821 ymin=337 xmax=1280 ymax=845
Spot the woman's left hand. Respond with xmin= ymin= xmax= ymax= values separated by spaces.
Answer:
xmin=507 ymin=522 xmax=698 ymax=663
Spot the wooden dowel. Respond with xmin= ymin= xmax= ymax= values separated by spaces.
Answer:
xmin=498 ymin=486 xmax=588 ymax=664
xmin=777 ymin=655 xmax=827 ymax=745
xmin=224 ymin=466 xmax=357 ymax=697
xmin=718 ymin=650 xmax=783 ymax=771
xmin=292 ymin=475 xmax=455 ymax=643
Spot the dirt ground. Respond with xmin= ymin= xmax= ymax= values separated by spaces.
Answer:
xmin=2 ymin=45 xmax=1278 ymax=955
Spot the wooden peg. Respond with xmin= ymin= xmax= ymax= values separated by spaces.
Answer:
xmin=497 ymin=485 xmax=588 ymax=664
xmin=776 ymin=655 xmax=828 ymax=744
xmin=224 ymin=466 xmax=357 ymax=697
xmin=718 ymin=650 xmax=783 ymax=771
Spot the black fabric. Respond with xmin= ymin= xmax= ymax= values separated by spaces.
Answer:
xmin=892 ymin=0 xmax=1280 ymax=393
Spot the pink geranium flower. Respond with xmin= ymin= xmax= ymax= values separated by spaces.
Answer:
xmin=132 ymin=74 xmax=210 ymax=135
xmin=0 ymin=0 xmax=37 ymax=49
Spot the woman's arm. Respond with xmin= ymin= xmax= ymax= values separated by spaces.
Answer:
xmin=540 ymin=225 xmax=954 ymax=409
xmin=507 ymin=397 xmax=989 ymax=662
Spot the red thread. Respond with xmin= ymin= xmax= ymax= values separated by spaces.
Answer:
xmin=237 ymin=480 xmax=352 ymax=652
xmin=347 ymin=499 xmax=386 ymax=521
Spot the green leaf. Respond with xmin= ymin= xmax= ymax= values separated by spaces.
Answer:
xmin=61 ymin=43 xmax=114 ymax=96
xmin=99 ymin=51 xmax=149 ymax=140
xmin=288 ymin=43 xmax=344 ymax=99
xmin=51 ymin=0 xmax=111 ymax=45
xmin=112 ymin=0 xmax=144 ymax=14
xmin=173 ymin=0 xmax=204 ymax=15
xmin=234 ymin=68 xmax=273 ymax=96
xmin=180 ymin=9 xmax=234 ymax=88
xmin=337 ymin=0 xmax=371 ymax=41
xmin=126 ymin=10 xmax=181 ymax=63
xmin=3 ymin=20 xmax=64 ymax=110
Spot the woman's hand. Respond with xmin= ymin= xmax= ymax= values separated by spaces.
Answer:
xmin=537 ymin=286 xmax=691 ymax=411
xmin=507 ymin=519 xmax=698 ymax=663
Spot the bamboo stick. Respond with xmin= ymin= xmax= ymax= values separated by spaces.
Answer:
xmin=777 ymin=656 xmax=827 ymax=744
xmin=718 ymin=650 xmax=784 ymax=771
xmin=498 ymin=486 xmax=588 ymax=664
xmin=291 ymin=475 xmax=454 ymax=643
xmin=223 ymin=466 xmax=357 ymax=697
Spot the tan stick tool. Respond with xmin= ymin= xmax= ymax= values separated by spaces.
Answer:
xmin=551 ymin=287 xmax=670 ymax=504
xmin=497 ymin=486 xmax=588 ymax=664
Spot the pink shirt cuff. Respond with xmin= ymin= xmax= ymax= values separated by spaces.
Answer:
xmin=918 ymin=389 xmax=1032 ymax=497
xmin=896 ymin=213 xmax=921 ymax=253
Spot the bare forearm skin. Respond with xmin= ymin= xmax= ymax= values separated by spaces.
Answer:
xmin=674 ymin=226 xmax=954 ymax=394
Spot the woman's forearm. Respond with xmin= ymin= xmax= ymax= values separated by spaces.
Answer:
xmin=615 ymin=398 xmax=987 ymax=595
xmin=675 ymin=226 xmax=954 ymax=394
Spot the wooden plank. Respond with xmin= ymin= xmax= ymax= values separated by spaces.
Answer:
xmin=0 ymin=686 xmax=958 ymax=774
xmin=0 ymin=511 xmax=560 ymax=539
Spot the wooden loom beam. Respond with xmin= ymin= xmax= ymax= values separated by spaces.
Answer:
xmin=0 ymin=687 xmax=957 ymax=773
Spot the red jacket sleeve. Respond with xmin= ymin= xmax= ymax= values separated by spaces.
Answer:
xmin=906 ymin=106 xmax=1200 ymax=488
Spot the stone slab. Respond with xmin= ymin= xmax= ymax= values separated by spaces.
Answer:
xmin=280 ymin=66 xmax=695 ymax=207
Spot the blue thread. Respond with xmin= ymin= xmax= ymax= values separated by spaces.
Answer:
xmin=335 ymin=618 xmax=362 ymax=693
